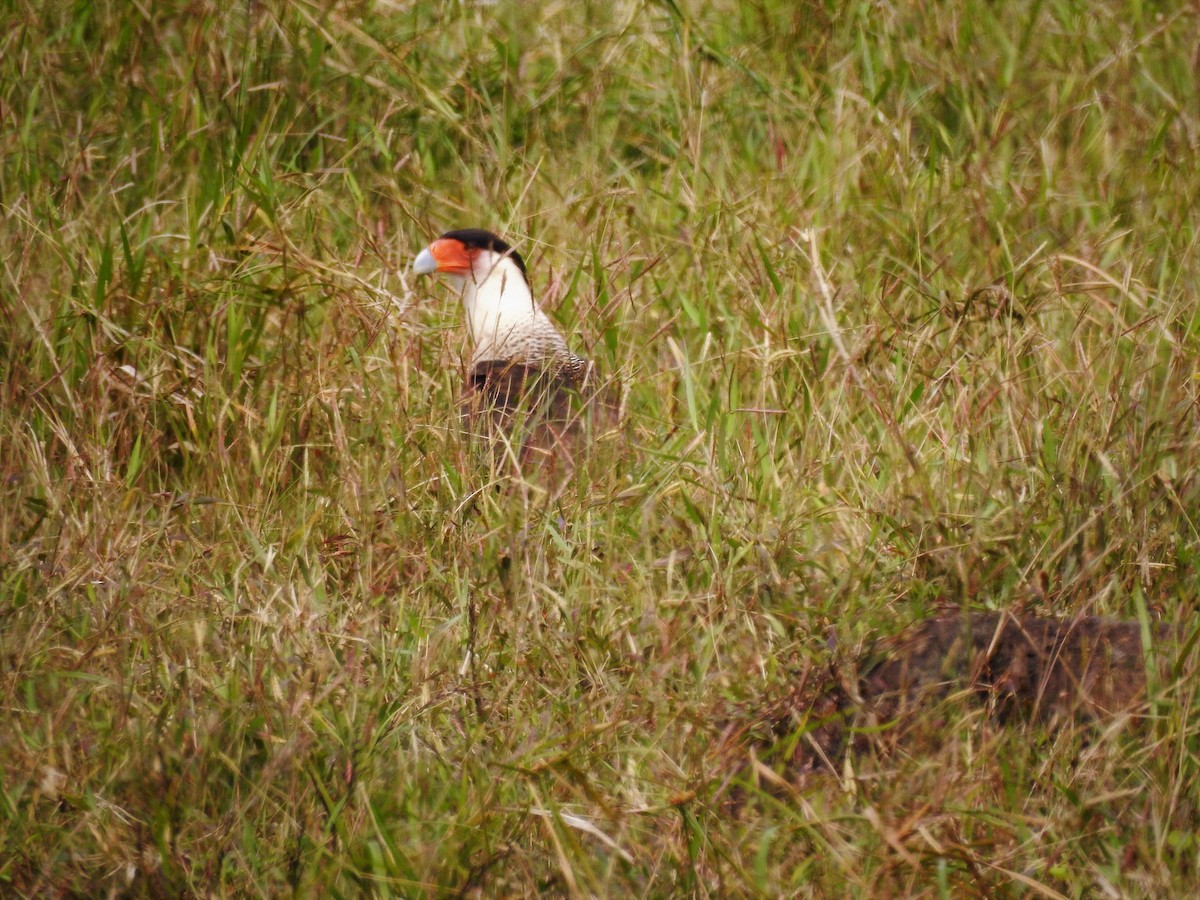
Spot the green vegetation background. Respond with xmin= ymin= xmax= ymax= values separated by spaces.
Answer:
xmin=2 ymin=0 xmax=1199 ymax=894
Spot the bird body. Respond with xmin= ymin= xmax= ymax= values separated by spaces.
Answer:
xmin=456 ymin=256 xmax=572 ymax=371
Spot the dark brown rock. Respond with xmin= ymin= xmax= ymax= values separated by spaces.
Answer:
xmin=724 ymin=610 xmax=1182 ymax=789
xmin=864 ymin=610 xmax=1162 ymax=722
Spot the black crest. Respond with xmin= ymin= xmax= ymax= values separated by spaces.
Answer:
xmin=439 ymin=228 xmax=528 ymax=281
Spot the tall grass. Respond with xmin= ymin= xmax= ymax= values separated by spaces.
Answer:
xmin=2 ymin=0 xmax=1199 ymax=894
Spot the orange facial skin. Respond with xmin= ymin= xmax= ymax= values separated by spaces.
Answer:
xmin=427 ymin=238 xmax=473 ymax=275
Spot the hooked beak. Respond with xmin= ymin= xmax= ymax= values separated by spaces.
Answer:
xmin=412 ymin=247 xmax=438 ymax=275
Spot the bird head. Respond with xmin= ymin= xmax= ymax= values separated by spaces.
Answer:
xmin=412 ymin=228 xmax=529 ymax=289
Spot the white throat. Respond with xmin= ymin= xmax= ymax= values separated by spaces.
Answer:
xmin=448 ymin=252 xmax=570 ymax=368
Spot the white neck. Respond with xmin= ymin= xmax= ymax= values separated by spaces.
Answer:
xmin=447 ymin=252 xmax=570 ymax=367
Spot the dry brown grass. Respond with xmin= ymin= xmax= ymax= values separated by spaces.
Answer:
xmin=3 ymin=0 xmax=1200 ymax=895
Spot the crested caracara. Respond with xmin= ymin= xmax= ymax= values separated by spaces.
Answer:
xmin=412 ymin=228 xmax=614 ymax=475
